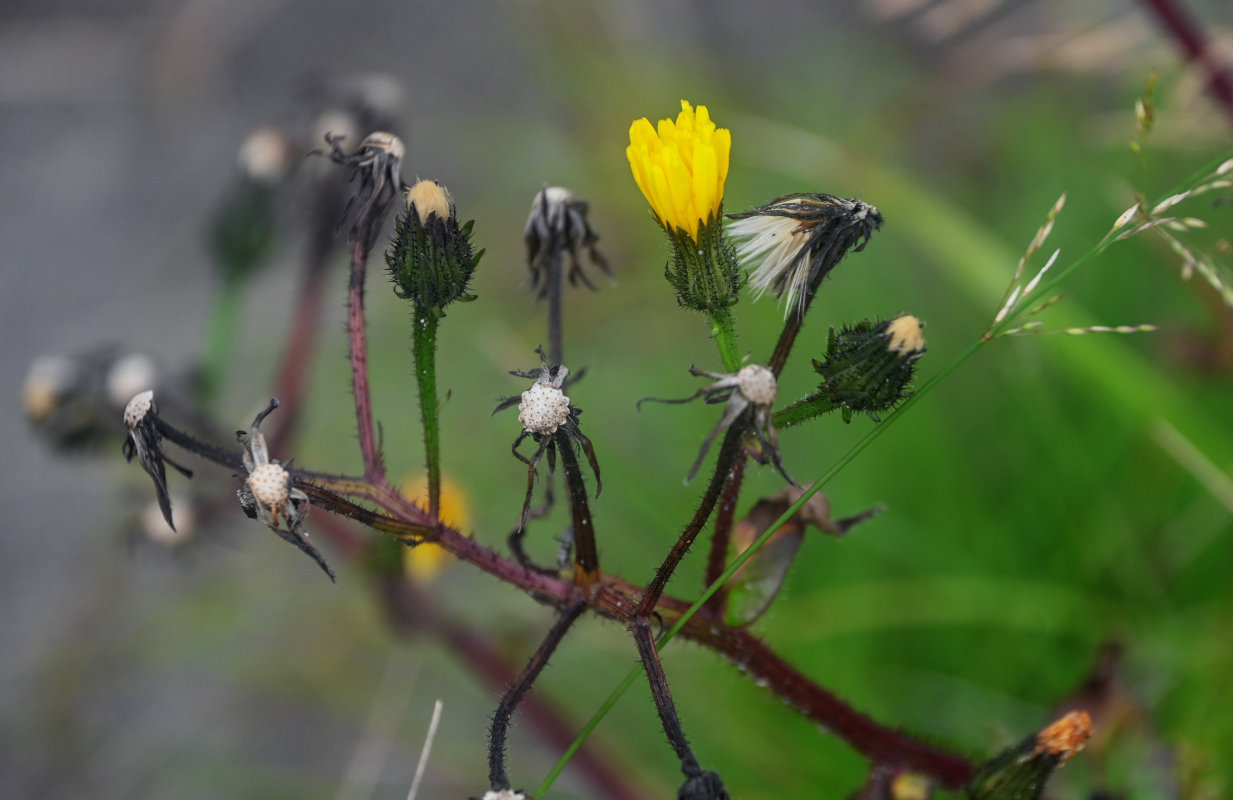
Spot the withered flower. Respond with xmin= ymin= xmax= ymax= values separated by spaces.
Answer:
xmin=235 ymin=400 xmax=334 ymax=581
xmin=324 ymin=130 xmax=404 ymax=248
xmin=123 ymin=390 xmax=192 ymax=531
xmin=728 ymin=193 xmax=882 ymax=317
xmin=641 ymin=363 xmax=794 ymax=486
xmin=494 ymin=347 xmax=601 ymax=535
xmin=524 ymin=186 xmax=612 ymax=296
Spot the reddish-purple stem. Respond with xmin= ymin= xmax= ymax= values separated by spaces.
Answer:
xmin=347 ymin=237 xmax=383 ymax=479
xmin=1142 ymin=0 xmax=1233 ymax=123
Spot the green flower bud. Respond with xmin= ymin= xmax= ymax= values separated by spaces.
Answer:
xmin=386 ymin=179 xmax=483 ymax=312
xmin=812 ymin=315 xmax=926 ymax=423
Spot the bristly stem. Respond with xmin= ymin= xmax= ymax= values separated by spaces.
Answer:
xmin=348 ymin=237 xmax=383 ymax=479
xmin=412 ymin=310 xmax=442 ymax=517
xmin=637 ymin=423 xmax=745 ymax=617
xmin=631 ymin=617 xmax=703 ymax=781
xmin=706 ymin=305 xmax=742 ymax=373
xmin=704 ymin=452 xmax=745 ymax=616
xmin=487 ymin=599 xmax=587 ymax=791
xmin=368 ymin=572 xmax=647 ymax=800
xmin=556 ymin=429 xmax=601 ymax=586
xmin=772 ymin=394 xmax=839 ymax=429
xmin=767 ymin=305 xmax=807 ymax=377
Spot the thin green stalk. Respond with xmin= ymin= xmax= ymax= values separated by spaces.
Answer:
xmin=706 ymin=304 xmax=741 ymax=372
xmin=197 ymin=274 xmax=244 ymax=410
xmin=412 ymin=310 xmax=442 ymax=518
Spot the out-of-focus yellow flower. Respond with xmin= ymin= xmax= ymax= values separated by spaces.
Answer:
xmin=627 ymin=100 xmax=731 ymax=241
xmin=400 ymin=473 xmax=470 ymax=582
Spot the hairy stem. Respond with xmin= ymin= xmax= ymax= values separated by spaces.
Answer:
xmin=348 ymin=237 xmax=382 ymax=479
xmin=631 ymin=617 xmax=703 ymax=780
xmin=703 ymin=453 xmax=745 ymax=616
xmin=412 ymin=310 xmax=442 ymax=517
xmin=637 ymin=423 xmax=745 ymax=617
xmin=488 ymin=600 xmax=587 ymax=791
xmin=767 ymin=305 xmax=808 ymax=377
xmin=370 ymin=573 xmax=646 ymax=800
xmin=706 ymin=305 xmax=741 ymax=373
xmin=772 ymin=394 xmax=839 ymax=429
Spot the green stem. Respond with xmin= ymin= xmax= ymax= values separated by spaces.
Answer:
xmin=412 ymin=309 xmax=442 ymax=518
xmin=197 ymin=273 xmax=245 ymax=410
xmin=706 ymin=305 xmax=741 ymax=372
xmin=772 ymin=394 xmax=838 ymax=429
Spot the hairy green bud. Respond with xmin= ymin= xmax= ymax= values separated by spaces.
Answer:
xmin=812 ymin=315 xmax=926 ymax=423
xmin=663 ymin=211 xmax=741 ymax=312
xmin=386 ymin=179 xmax=483 ymax=312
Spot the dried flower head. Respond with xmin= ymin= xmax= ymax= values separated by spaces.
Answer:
xmin=524 ymin=186 xmax=612 ymax=296
xmin=324 ymin=130 xmax=405 ymax=247
xmin=494 ymin=347 xmax=601 ymax=534
xmin=123 ymin=390 xmax=193 ymax=531
xmin=236 ymin=399 xmax=334 ymax=581
xmin=728 ymin=193 xmax=882 ymax=318
xmin=641 ymin=363 xmax=795 ymax=486
xmin=386 ymin=178 xmax=483 ymax=311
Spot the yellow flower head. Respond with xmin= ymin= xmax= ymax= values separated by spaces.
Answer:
xmin=627 ymin=100 xmax=731 ymax=241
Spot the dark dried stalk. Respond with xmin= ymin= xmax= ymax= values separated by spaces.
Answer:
xmin=631 ymin=617 xmax=706 ymax=782
xmin=637 ymin=422 xmax=746 ymax=617
xmin=487 ymin=600 xmax=587 ymax=791
xmin=703 ymin=453 xmax=745 ymax=616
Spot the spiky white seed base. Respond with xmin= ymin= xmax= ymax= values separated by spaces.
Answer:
xmin=247 ymin=462 xmax=290 ymax=508
xmin=481 ymin=791 xmax=526 ymax=800
xmin=736 ymin=364 xmax=777 ymax=405
xmin=124 ymin=390 xmax=155 ymax=429
xmin=519 ymin=383 xmax=570 ymax=435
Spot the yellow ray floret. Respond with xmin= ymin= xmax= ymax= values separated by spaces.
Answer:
xmin=627 ymin=100 xmax=731 ymax=241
